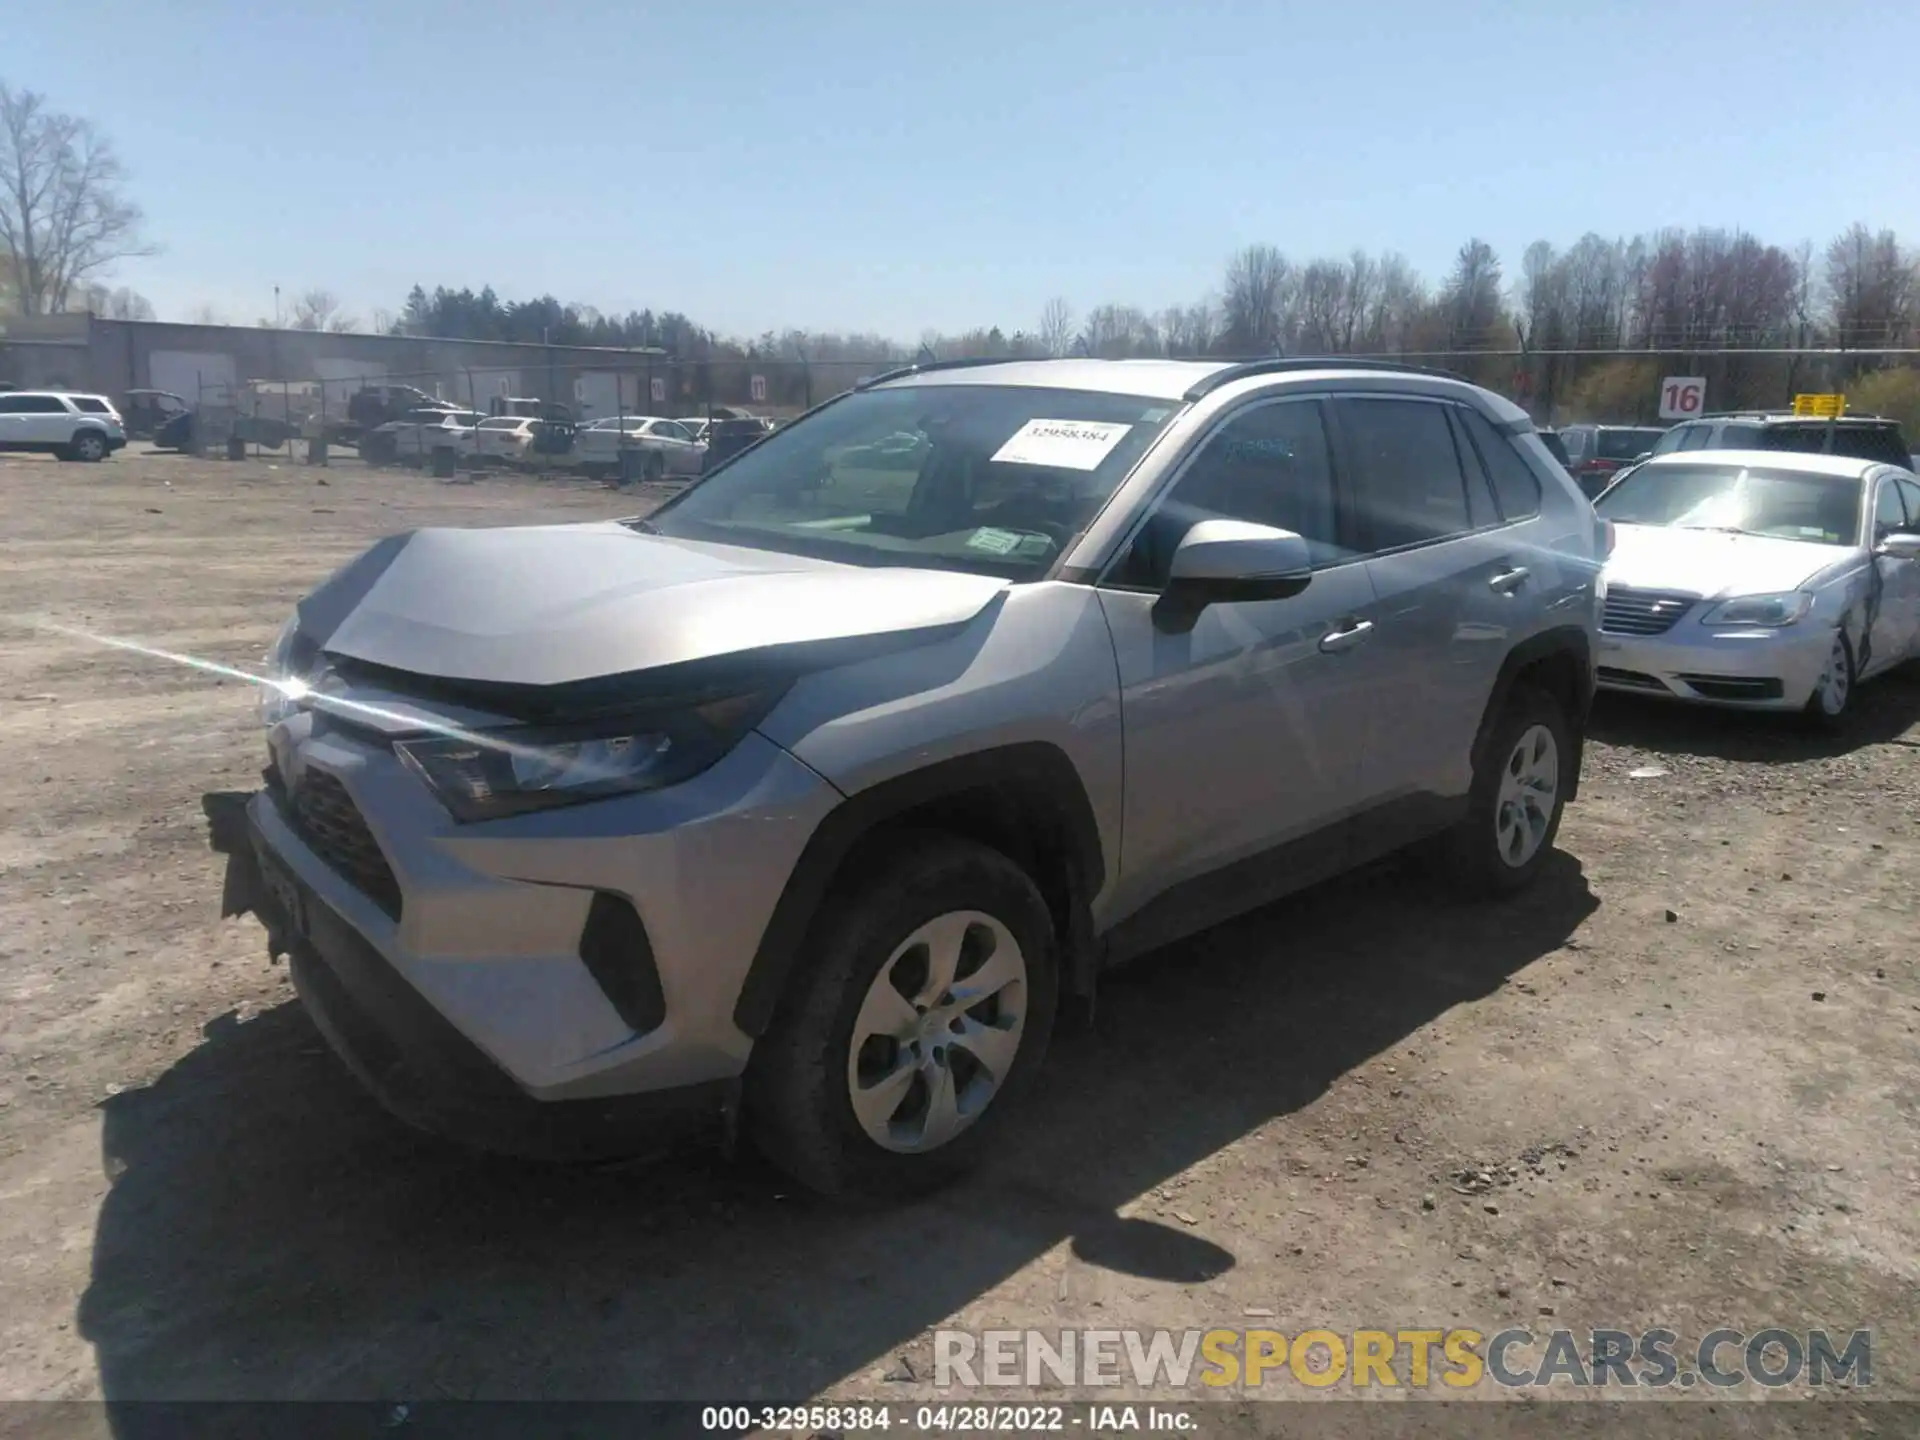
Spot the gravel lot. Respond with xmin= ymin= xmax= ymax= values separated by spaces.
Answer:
xmin=0 ymin=449 xmax=1916 ymax=1425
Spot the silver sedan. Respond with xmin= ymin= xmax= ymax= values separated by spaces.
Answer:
xmin=1592 ymin=450 xmax=1920 ymax=726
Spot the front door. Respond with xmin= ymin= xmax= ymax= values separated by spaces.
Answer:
xmin=1095 ymin=396 xmax=1384 ymax=952
xmin=1866 ymin=476 xmax=1920 ymax=673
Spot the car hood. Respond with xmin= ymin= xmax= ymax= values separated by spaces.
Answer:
xmin=295 ymin=520 xmax=1008 ymax=690
xmin=1604 ymin=523 xmax=1852 ymax=598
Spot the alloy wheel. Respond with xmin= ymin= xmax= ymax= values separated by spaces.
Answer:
xmin=846 ymin=910 xmax=1029 ymax=1154
xmin=1495 ymin=724 xmax=1560 ymax=868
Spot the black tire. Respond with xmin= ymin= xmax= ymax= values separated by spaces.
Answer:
xmin=745 ymin=832 xmax=1059 ymax=1201
xmin=1434 ymin=683 xmax=1571 ymax=898
xmin=70 ymin=431 xmax=109 ymax=463
xmin=644 ymin=451 xmax=665 ymax=482
xmin=1801 ymin=628 xmax=1856 ymax=732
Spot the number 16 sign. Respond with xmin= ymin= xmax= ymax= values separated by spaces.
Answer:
xmin=1658 ymin=376 xmax=1705 ymax=419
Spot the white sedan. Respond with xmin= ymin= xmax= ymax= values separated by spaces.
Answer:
xmin=1592 ymin=450 xmax=1920 ymax=726
xmin=563 ymin=416 xmax=707 ymax=479
xmin=469 ymin=415 xmax=544 ymax=464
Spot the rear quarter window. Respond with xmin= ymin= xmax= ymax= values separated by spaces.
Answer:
xmin=1455 ymin=407 xmax=1543 ymax=521
xmin=71 ymin=397 xmax=111 ymax=414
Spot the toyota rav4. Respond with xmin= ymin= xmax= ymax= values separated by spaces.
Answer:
xmin=239 ymin=357 xmax=1605 ymax=1198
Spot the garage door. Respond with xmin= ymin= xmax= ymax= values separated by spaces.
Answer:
xmin=573 ymin=371 xmax=620 ymax=422
xmin=150 ymin=350 xmax=238 ymax=405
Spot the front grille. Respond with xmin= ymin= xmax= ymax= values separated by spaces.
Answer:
xmin=1677 ymin=674 xmax=1785 ymax=702
xmin=1597 ymin=666 xmax=1668 ymax=691
xmin=276 ymin=768 xmax=403 ymax=919
xmin=1602 ymin=586 xmax=1698 ymax=636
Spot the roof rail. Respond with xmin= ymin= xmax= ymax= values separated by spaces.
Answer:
xmin=853 ymin=356 xmax=1017 ymax=390
xmin=1182 ymin=356 xmax=1468 ymax=401
xmin=1692 ymin=409 xmax=1890 ymax=422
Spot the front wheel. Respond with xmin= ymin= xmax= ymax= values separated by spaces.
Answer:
xmin=746 ymin=834 xmax=1058 ymax=1201
xmin=1434 ymin=683 xmax=1570 ymax=897
xmin=1802 ymin=628 xmax=1855 ymax=731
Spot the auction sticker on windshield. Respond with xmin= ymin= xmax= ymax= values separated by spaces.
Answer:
xmin=992 ymin=419 xmax=1132 ymax=470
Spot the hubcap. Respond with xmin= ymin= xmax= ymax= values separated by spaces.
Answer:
xmin=1818 ymin=634 xmax=1850 ymax=716
xmin=1495 ymin=724 xmax=1559 ymax=869
xmin=846 ymin=910 xmax=1028 ymax=1154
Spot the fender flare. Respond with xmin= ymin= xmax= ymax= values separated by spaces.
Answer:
xmin=731 ymin=742 xmax=1106 ymax=1038
xmin=1472 ymin=626 xmax=1595 ymax=802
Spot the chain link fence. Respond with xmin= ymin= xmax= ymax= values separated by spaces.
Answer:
xmin=166 ymin=347 xmax=1920 ymax=464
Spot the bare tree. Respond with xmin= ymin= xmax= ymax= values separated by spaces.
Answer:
xmin=185 ymin=302 xmax=228 ymax=326
xmin=1220 ymin=244 xmax=1291 ymax=354
xmin=1440 ymin=238 xmax=1503 ymax=348
xmin=0 ymin=82 xmax=154 ymax=313
xmin=1038 ymin=297 xmax=1075 ymax=357
xmin=1825 ymin=223 xmax=1913 ymax=349
xmin=290 ymin=288 xmax=348 ymax=331
xmin=78 ymin=282 xmax=154 ymax=319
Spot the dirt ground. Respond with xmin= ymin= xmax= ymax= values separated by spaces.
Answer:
xmin=0 ymin=448 xmax=1916 ymax=1427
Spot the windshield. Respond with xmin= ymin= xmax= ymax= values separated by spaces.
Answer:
xmin=1598 ymin=428 xmax=1664 ymax=460
xmin=642 ymin=383 xmax=1178 ymax=578
xmin=478 ymin=418 xmax=523 ymax=430
xmin=1595 ymin=463 xmax=1862 ymax=546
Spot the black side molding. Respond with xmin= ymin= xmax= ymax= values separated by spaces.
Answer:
xmin=731 ymin=743 xmax=1106 ymax=1038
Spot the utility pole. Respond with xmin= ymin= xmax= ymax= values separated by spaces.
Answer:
xmin=274 ymin=286 xmax=281 ymax=328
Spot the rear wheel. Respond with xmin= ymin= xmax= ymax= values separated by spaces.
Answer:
xmin=644 ymin=451 xmax=665 ymax=482
xmin=69 ymin=431 xmax=109 ymax=463
xmin=746 ymin=834 xmax=1058 ymax=1201
xmin=1434 ymin=683 xmax=1570 ymax=897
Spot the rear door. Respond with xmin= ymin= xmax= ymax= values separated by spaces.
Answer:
xmin=20 ymin=395 xmax=74 ymax=446
xmin=1332 ymin=395 xmax=1525 ymax=841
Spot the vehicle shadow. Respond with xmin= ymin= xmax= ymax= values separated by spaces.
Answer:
xmin=74 ymin=798 xmax=1595 ymax=1408
xmin=1589 ymin=664 xmax=1920 ymax=762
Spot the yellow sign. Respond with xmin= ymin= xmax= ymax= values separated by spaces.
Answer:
xmin=1792 ymin=393 xmax=1847 ymax=417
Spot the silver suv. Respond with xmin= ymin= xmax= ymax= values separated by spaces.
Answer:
xmin=238 ymin=357 xmax=1605 ymax=1197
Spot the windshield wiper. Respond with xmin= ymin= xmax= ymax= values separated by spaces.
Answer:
xmin=1676 ymin=524 xmax=1764 ymax=538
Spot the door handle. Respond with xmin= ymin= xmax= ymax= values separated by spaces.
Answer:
xmin=1319 ymin=619 xmax=1375 ymax=654
xmin=1488 ymin=566 xmax=1531 ymax=594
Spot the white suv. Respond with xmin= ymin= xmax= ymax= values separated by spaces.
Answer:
xmin=0 ymin=391 xmax=127 ymax=462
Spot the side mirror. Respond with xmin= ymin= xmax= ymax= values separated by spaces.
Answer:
xmin=1876 ymin=532 xmax=1920 ymax=561
xmin=1154 ymin=519 xmax=1312 ymax=629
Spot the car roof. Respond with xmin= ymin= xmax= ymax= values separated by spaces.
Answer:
xmin=1641 ymin=448 xmax=1884 ymax=480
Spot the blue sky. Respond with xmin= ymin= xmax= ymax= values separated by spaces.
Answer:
xmin=15 ymin=0 xmax=1920 ymax=340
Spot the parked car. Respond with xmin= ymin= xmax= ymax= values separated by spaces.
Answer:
xmin=240 ymin=356 xmax=1604 ymax=1198
xmin=120 ymin=389 xmax=190 ymax=440
xmin=678 ymin=417 xmax=711 ymax=445
xmin=153 ymin=408 xmax=196 ymax=453
xmin=359 ymin=408 xmax=484 ymax=466
xmin=1592 ymin=449 xmax=1920 ymax=726
xmin=0 ymin=390 xmax=127 ymax=461
xmin=1535 ymin=428 xmax=1572 ymax=468
xmin=701 ymin=415 xmax=773 ymax=472
xmin=469 ymin=415 xmax=545 ymax=465
xmin=1560 ymin=424 xmax=1669 ymax=498
xmin=1647 ymin=412 xmax=1912 ymax=470
xmin=562 ymin=416 xmax=706 ymax=479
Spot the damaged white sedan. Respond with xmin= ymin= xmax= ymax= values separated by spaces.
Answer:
xmin=1593 ymin=450 xmax=1920 ymax=726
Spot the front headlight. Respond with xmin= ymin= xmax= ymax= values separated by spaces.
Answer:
xmin=260 ymin=615 xmax=311 ymax=726
xmin=393 ymin=690 xmax=783 ymax=823
xmin=1698 ymin=592 xmax=1814 ymax=628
